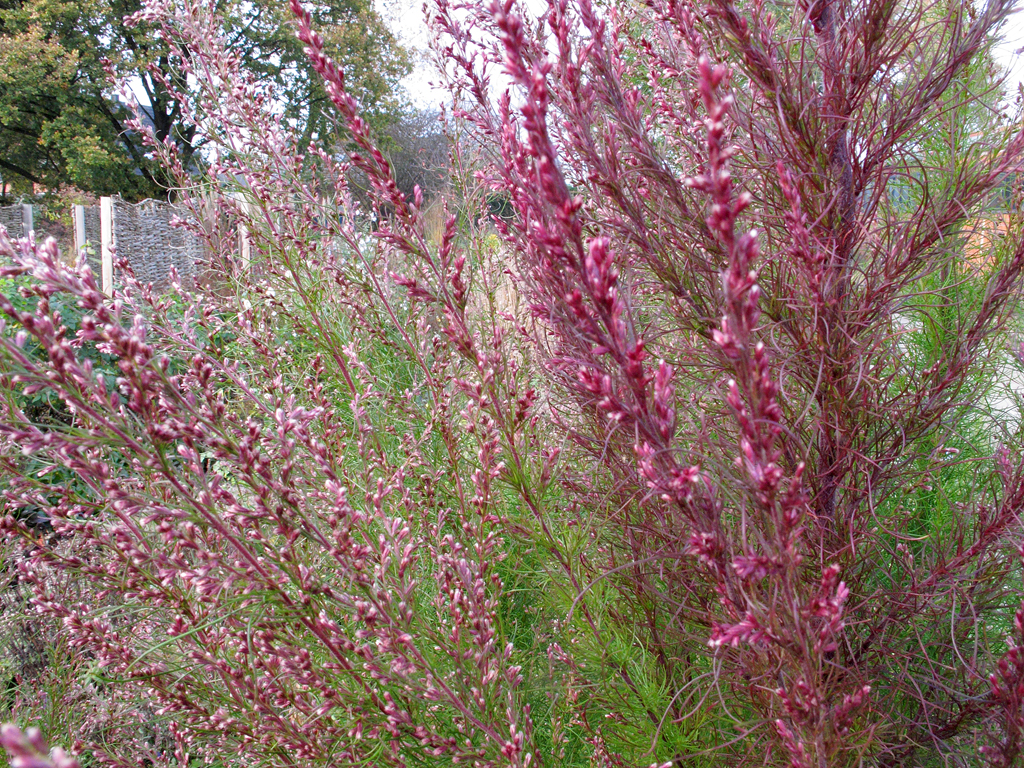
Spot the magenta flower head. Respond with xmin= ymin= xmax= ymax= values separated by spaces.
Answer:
xmin=0 ymin=726 xmax=80 ymax=768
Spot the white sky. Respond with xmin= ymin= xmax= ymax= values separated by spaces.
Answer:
xmin=376 ymin=0 xmax=443 ymax=108
xmin=995 ymin=5 xmax=1024 ymax=95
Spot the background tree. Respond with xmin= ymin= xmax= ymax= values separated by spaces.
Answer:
xmin=0 ymin=0 xmax=411 ymax=199
xmin=383 ymin=105 xmax=450 ymax=204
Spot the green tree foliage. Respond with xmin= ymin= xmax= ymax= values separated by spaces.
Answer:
xmin=0 ymin=0 xmax=411 ymax=200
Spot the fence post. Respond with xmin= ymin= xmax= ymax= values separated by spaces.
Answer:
xmin=100 ymin=197 xmax=114 ymax=295
xmin=20 ymin=203 xmax=32 ymax=238
xmin=239 ymin=221 xmax=251 ymax=271
xmin=73 ymin=205 xmax=86 ymax=261
xmin=235 ymin=194 xmax=252 ymax=272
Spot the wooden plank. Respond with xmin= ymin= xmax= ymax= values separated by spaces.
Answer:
xmin=21 ymin=204 xmax=32 ymax=238
xmin=73 ymin=205 xmax=86 ymax=261
xmin=100 ymin=197 xmax=114 ymax=294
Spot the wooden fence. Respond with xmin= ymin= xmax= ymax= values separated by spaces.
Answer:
xmin=3 ymin=197 xmax=207 ymax=293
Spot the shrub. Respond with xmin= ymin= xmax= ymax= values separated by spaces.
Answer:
xmin=2 ymin=0 xmax=1024 ymax=766
xmin=383 ymin=106 xmax=451 ymax=206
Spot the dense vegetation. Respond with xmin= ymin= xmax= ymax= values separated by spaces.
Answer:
xmin=2 ymin=0 xmax=1024 ymax=766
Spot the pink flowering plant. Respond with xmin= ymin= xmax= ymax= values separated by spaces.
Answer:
xmin=3 ymin=0 xmax=1024 ymax=765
